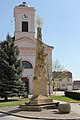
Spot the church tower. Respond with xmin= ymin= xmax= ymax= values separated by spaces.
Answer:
xmin=14 ymin=2 xmax=36 ymax=40
xmin=14 ymin=2 xmax=53 ymax=95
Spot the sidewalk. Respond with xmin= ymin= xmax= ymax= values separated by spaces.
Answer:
xmin=0 ymin=102 xmax=80 ymax=120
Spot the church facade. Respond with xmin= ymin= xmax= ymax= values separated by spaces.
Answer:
xmin=14 ymin=2 xmax=53 ymax=94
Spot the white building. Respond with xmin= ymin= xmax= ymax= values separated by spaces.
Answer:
xmin=73 ymin=80 xmax=80 ymax=90
xmin=52 ymin=71 xmax=73 ymax=91
xmin=14 ymin=2 xmax=53 ymax=94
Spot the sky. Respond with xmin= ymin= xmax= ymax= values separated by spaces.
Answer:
xmin=0 ymin=0 xmax=80 ymax=80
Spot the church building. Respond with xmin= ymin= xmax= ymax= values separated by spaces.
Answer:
xmin=14 ymin=2 xmax=53 ymax=94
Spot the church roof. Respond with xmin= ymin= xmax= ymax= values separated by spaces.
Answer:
xmin=19 ymin=2 xmax=29 ymax=7
xmin=15 ymin=37 xmax=34 ymax=41
xmin=15 ymin=2 xmax=36 ymax=11
xmin=43 ymin=43 xmax=54 ymax=49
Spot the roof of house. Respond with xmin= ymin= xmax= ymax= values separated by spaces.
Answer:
xmin=73 ymin=80 xmax=80 ymax=84
xmin=52 ymin=71 xmax=72 ymax=78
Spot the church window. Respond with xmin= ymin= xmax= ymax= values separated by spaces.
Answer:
xmin=22 ymin=21 xmax=28 ymax=32
xmin=22 ymin=61 xmax=33 ymax=69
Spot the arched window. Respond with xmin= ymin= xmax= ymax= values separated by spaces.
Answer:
xmin=22 ymin=61 xmax=33 ymax=69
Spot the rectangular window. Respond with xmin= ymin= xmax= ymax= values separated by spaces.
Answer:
xmin=22 ymin=21 xmax=28 ymax=32
xmin=59 ymin=79 xmax=62 ymax=81
xmin=62 ymin=84 xmax=65 ymax=87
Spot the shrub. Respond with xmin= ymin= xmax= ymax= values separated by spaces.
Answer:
xmin=65 ymin=91 xmax=80 ymax=100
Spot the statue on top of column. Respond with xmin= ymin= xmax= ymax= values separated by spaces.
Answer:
xmin=34 ymin=17 xmax=47 ymax=80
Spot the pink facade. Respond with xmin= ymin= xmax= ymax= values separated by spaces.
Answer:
xmin=14 ymin=2 xmax=53 ymax=94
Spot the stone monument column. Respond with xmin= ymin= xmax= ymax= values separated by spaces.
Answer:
xmin=33 ymin=27 xmax=47 ymax=96
xmin=30 ymin=18 xmax=53 ymax=104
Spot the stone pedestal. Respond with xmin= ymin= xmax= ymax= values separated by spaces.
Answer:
xmin=33 ymin=78 xmax=47 ymax=96
xmin=20 ymin=77 xmax=55 ymax=111
xmin=30 ymin=75 xmax=53 ymax=105
xmin=30 ymin=95 xmax=53 ymax=105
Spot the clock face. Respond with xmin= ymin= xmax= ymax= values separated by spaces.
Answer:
xmin=22 ymin=14 xmax=28 ymax=20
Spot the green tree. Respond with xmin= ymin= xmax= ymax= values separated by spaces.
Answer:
xmin=0 ymin=34 xmax=26 ymax=100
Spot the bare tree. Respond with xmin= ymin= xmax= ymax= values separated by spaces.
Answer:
xmin=53 ymin=59 xmax=64 ymax=72
xmin=46 ymin=59 xmax=52 ymax=96
xmin=52 ymin=59 xmax=67 ymax=89
xmin=46 ymin=59 xmax=66 ymax=95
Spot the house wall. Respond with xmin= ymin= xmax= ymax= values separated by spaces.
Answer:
xmin=73 ymin=81 xmax=80 ymax=90
xmin=53 ymin=72 xmax=73 ymax=91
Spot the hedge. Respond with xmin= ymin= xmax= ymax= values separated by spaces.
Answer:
xmin=65 ymin=91 xmax=80 ymax=100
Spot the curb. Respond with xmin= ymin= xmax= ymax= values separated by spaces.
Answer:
xmin=0 ymin=110 xmax=80 ymax=120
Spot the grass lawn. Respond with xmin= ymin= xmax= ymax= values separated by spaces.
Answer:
xmin=0 ymin=95 xmax=80 ymax=108
xmin=0 ymin=98 xmax=29 ymax=107
xmin=50 ymin=95 xmax=80 ymax=103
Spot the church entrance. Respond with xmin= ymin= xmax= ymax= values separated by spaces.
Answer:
xmin=21 ymin=77 xmax=29 ymax=97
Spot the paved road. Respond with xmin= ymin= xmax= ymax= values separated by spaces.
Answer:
xmin=53 ymin=91 xmax=64 ymax=96
xmin=0 ymin=112 xmax=39 ymax=120
xmin=0 ymin=103 xmax=80 ymax=120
